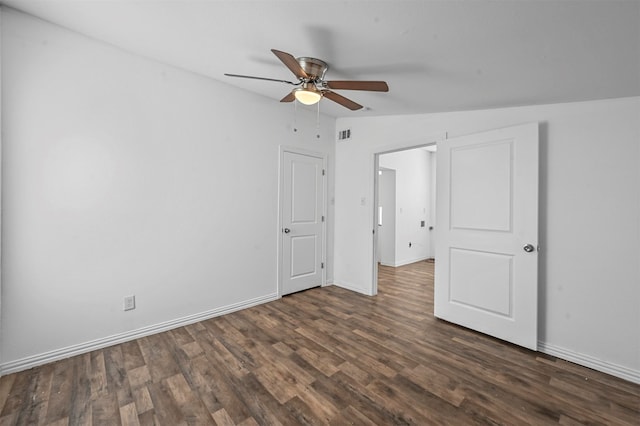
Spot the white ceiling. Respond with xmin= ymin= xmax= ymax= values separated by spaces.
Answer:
xmin=4 ymin=0 xmax=639 ymax=117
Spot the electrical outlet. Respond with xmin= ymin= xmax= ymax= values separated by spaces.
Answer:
xmin=124 ymin=295 xmax=135 ymax=311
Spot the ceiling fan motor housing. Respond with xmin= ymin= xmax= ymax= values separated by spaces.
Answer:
xmin=297 ymin=57 xmax=328 ymax=81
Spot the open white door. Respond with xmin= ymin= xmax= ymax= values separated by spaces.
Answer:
xmin=435 ymin=123 xmax=539 ymax=350
xmin=377 ymin=168 xmax=396 ymax=266
xmin=280 ymin=150 xmax=325 ymax=295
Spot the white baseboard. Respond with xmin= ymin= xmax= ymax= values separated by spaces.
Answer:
xmin=0 ymin=293 xmax=279 ymax=376
xmin=538 ymin=341 xmax=640 ymax=384
xmin=386 ymin=256 xmax=432 ymax=268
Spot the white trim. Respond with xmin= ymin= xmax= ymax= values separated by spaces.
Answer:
xmin=387 ymin=256 xmax=432 ymax=268
xmin=0 ymin=6 xmax=4 ymax=371
xmin=372 ymin=153 xmax=380 ymax=295
xmin=538 ymin=341 xmax=640 ymax=384
xmin=0 ymin=293 xmax=278 ymax=376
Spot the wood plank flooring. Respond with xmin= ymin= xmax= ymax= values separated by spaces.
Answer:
xmin=1 ymin=260 xmax=639 ymax=425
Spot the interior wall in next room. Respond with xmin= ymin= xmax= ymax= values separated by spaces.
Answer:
xmin=378 ymin=148 xmax=435 ymax=267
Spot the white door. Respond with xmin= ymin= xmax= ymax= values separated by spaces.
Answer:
xmin=281 ymin=150 xmax=325 ymax=295
xmin=435 ymin=123 xmax=539 ymax=350
xmin=377 ymin=168 xmax=396 ymax=266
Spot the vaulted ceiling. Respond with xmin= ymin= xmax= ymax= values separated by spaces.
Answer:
xmin=4 ymin=0 xmax=639 ymax=117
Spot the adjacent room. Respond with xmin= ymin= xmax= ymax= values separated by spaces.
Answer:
xmin=1 ymin=1 xmax=638 ymax=424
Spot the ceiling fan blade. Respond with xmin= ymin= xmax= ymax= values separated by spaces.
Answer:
xmin=325 ymin=81 xmax=389 ymax=92
xmin=224 ymin=73 xmax=298 ymax=85
xmin=280 ymin=92 xmax=295 ymax=103
xmin=323 ymin=90 xmax=363 ymax=111
xmin=271 ymin=49 xmax=308 ymax=80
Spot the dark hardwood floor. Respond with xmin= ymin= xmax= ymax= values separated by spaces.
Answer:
xmin=1 ymin=260 xmax=639 ymax=425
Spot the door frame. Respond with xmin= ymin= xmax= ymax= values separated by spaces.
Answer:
xmin=277 ymin=146 xmax=327 ymax=297
xmin=0 ymin=8 xmax=4 ymax=372
xmin=372 ymin=140 xmax=441 ymax=295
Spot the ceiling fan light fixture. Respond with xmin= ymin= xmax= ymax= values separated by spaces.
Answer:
xmin=294 ymin=86 xmax=322 ymax=105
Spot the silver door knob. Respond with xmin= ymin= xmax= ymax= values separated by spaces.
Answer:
xmin=283 ymin=228 xmax=291 ymax=234
xmin=523 ymin=244 xmax=535 ymax=253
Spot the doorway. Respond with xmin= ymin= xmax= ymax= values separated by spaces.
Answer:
xmin=373 ymin=144 xmax=437 ymax=292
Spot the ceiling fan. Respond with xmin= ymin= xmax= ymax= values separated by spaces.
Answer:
xmin=225 ymin=49 xmax=389 ymax=111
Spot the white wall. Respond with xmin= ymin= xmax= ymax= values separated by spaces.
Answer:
xmin=0 ymin=9 xmax=336 ymax=372
xmin=334 ymin=97 xmax=640 ymax=382
xmin=379 ymin=149 xmax=434 ymax=265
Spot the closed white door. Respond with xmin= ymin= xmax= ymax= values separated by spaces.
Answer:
xmin=435 ymin=123 xmax=539 ymax=350
xmin=281 ymin=150 xmax=325 ymax=295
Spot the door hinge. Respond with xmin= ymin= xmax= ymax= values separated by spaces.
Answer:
xmin=322 ymin=169 xmax=325 ymax=176
xmin=322 ymin=215 xmax=325 ymax=222
xmin=321 ymin=262 xmax=324 ymax=269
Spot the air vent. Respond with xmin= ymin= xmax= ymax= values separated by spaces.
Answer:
xmin=337 ymin=128 xmax=352 ymax=141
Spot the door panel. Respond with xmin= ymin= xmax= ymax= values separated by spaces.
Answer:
xmin=281 ymin=151 xmax=324 ymax=295
xmin=449 ymin=248 xmax=513 ymax=316
xmin=291 ymin=161 xmax=318 ymax=222
xmin=435 ymin=123 xmax=539 ymax=350
xmin=450 ymin=141 xmax=512 ymax=231
xmin=290 ymin=235 xmax=317 ymax=277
